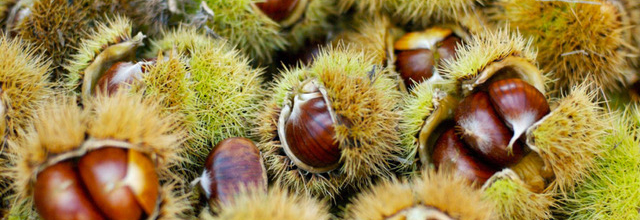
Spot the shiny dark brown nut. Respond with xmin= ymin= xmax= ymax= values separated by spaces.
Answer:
xmin=395 ymin=49 xmax=435 ymax=88
xmin=455 ymin=91 xmax=525 ymax=167
xmin=201 ymin=137 xmax=267 ymax=205
xmin=282 ymin=83 xmax=341 ymax=173
xmin=34 ymin=161 xmax=105 ymax=220
xmin=432 ymin=128 xmax=499 ymax=185
xmin=436 ymin=35 xmax=461 ymax=62
xmin=487 ymin=78 xmax=550 ymax=149
xmin=254 ymin=0 xmax=300 ymax=22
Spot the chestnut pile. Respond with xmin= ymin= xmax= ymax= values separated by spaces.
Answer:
xmin=433 ymin=78 xmax=549 ymax=185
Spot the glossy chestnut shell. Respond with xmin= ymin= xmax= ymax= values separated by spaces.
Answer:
xmin=201 ymin=137 xmax=267 ymax=205
xmin=432 ymin=128 xmax=499 ymax=185
xmin=34 ymin=161 xmax=105 ymax=220
xmin=279 ymin=81 xmax=341 ymax=173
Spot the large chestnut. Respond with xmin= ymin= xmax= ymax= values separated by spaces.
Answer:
xmin=33 ymin=147 xmax=160 ymax=220
xmin=394 ymin=28 xmax=463 ymax=89
xmin=200 ymin=137 xmax=267 ymax=206
xmin=432 ymin=127 xmax=499 ymax=185
xmin=278 ymin=81 xmax=341 ymax=173
xmin=455 ymin=91 xmax=525 ymax=167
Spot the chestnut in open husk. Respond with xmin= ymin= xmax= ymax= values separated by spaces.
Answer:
xmin=5 ymin=92 xmax=190 ymax=219
xmin=254 ymin=46 xmax=401 ymax=199
xmin=399 ymin=29 xmax=608 ymax=219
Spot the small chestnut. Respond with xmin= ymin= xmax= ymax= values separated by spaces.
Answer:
xmin=95 ymin=61 xmax=150 ymax=96
xmin=394 ymin=28 xmax=463 ymax=89
xmin=432 ymin=128 xmax=499 ymax=185
xmin=254 ymin=0 xmax=300 ymax=23
xmin=487 ymin=78 xmax=550 ymax=149
xmin=34 ymin=161 xmax=105 ymax=220
xmin=279 ymin=81 xmax=341 ymax=173
xmin=200 ymin=137 xmax=267 ymax=206
xmin=455 ymin=91 xmax=525 ymax=167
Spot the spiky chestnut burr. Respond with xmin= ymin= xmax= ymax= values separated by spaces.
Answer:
xmin=64 ymin=15 xmax=145 ymax=101
xmin=4 ymin=92 xmax=190 ymax=219
xmin=443 ymin=29 xmax=607 ymax=219
xmin=399 ymin=29 xmax=608 ymax=219
xmin=201 ymin=187 xmax=331 ymax=220
xmin=344 ymin=169 xmax=495 ymax=220
xmin=339 ymin=0 xmax=481 ymax=27
xmin=254 ymin=46 xmax=401 ymax=199
xmin=490 ymin=0 xmax=632 ymax=92
xmin=0 ymin=34 xmax=53 ymax=216
xmin=560 ymin=107 xmax=640 ymax=219
xmin=12 ymin=0 xmax=91 ymax=80
xmin=199 ymin=137 xmax=267 ymax=207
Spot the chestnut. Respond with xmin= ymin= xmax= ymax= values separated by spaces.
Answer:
xmin=394 ymin=28 xmax=463 ymax=89
xmin=34 ymin=161 xmax=105 ymax=220
xmin=253 ymin=0 xmax=307 ymax=27
xmin=200 ymin=137 xmax=267 ymax=206
xmin=487 ymin=78 xmax=550 ymax=149
xmin=95 ymin=61 xmax=151 ymax=96
xmin=455 ymin=91 xmax=525 ymax=167
xmin=278 ymin=81 xmax=341 ymax=173
xmin=432 ymin=128 xmax=499 ymax=185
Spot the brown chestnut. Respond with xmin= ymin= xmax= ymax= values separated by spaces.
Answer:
xmin=279 ymin=81 xmax=341 ymax=173
xmin=487 ymin=78 xmax=550 ymax=149
xmin=200 ymin=137 xmax=267 ymax=206
xmin=34 ymin=161 xmax=105 ymax=220
xmin=78 ymin=147 xmax=159 ymax=220
xmin=95 ymin=61 xmax=149 ymax=96
xmin=395 ymin=49 xmax=435 ymax=88
xmin=394 ymin=28 xmax=462 ymax=89
xmin=432 ymin=128 xmax=499 ymax=185
xmin=254 ymin=0 xmax=300 ymax=23
xmin=455 ymin=91 xmax=525 ymax=167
